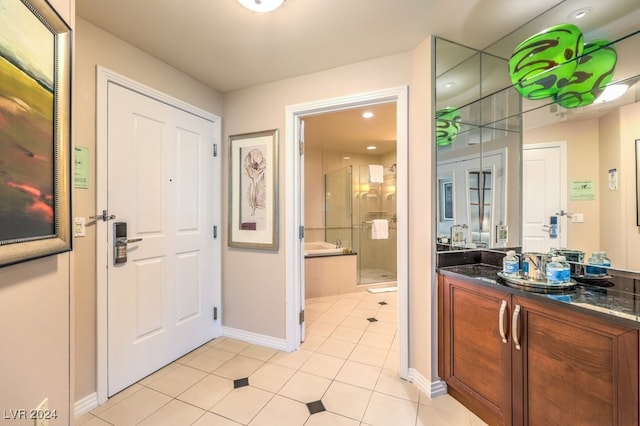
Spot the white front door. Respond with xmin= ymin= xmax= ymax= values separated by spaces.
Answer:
xmin=106 ymin=82 xmax=221 ymax=396
xmin=522 ymin=143 xmax=566 ymax=253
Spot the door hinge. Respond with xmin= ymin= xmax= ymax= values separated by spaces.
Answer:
xmin=214 ymin=307 xmax=218 ymax=321
xmin=299 ymin=310 xmax=305 ymax=324
xmin=213 ymin=225 xmax=218 ymax=239
xmin=299 ymin=226 xmax=304 ymax=239
xmin=213 ymin=143 xmax=218 ymax=157
xmin=299 ymin=141 xmax=304 ymax=156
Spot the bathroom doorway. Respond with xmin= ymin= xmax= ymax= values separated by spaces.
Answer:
xmin=285 ymin=86 xmax=409 ymax=378
xmin=304 ymin=103 xmax=397 ymax=287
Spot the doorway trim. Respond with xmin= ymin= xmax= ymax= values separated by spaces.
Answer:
xmin=94 ymin=66 xmax=222 ymax=404
xmin=285 ymin=86 xmax=409 ymax=378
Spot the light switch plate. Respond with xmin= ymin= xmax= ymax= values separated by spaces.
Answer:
xmin=74 ymin=217 xmax=86 ymax=237
xmin=571 ymin=213 xmax=584 ymax=223
xmin=497 ymin=224 xmax=508 ymax=242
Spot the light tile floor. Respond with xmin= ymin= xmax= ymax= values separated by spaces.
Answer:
xmin=77 ymin=291 xmax=488 ymax=426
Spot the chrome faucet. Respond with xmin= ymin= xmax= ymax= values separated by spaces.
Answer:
xmin=335 ymin=239 xmax=343 ymax=248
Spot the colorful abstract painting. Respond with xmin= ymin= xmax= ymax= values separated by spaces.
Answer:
xmin=0 ymin=0 xmax=71 ymax=267
xmin=0 ymin=0 xmax=55 ymax=242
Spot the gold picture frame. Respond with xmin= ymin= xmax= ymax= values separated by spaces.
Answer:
xmin=228 ymin=129 xmax=279 ymax=250
xmin=0 ymin=0 xmax=72 ymax=267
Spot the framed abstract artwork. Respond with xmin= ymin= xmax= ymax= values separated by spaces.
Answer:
xmin=228 ymin=129 xmax=279 ymax=250
xmin=0 ymin=0 xmax=72 ymax=267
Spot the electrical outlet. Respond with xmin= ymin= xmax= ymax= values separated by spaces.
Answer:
xmin=571 ymin=213 xmax=584 ymax=223
xmin=34 ymin=398 xmax=48 ymax=426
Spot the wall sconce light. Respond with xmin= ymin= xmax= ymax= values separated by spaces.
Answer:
xmin=238 ymin=0 xmax=285 ymax=13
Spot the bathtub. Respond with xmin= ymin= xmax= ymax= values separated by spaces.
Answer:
xmin=304 ymin=241 xmax=344 ymax=256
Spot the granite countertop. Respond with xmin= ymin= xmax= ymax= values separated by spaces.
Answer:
xmin=438 ymin=263 xmax=640 ymax=325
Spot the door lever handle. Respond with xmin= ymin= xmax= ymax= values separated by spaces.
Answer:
xmin=127 ymin=238 xmax=142 ymax=243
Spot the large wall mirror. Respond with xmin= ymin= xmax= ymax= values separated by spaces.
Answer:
xmin=435 ymin=0 xmax=640 ymax=272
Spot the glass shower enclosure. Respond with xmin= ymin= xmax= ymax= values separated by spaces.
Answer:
xmin=325 ymin=165 xmax=397 ymax=285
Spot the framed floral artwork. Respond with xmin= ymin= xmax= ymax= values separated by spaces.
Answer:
xmin=228 ymin=129 xmax=279 ymax=250
xmin=0 ymin=0 xmax=72 ymax=267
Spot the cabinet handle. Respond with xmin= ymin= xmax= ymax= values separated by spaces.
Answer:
xmin=498 ymin=299 xmax=508 ymax=343
xmin=512 ymin=304 xmax=521 ymax=350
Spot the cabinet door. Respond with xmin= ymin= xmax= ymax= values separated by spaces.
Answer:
xmin=439 ymin=275 xmax=512 ymax=425
xmin=512 ymin=296 xmax=639 ymax=426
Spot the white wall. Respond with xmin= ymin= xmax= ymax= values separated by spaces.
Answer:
xmin=222 ymin=52 xmax=413 ymax=339
xmin=618 ymin=102 xmax=640 ymax=270
xmin=0 ymin=2 xmax=73 ymax=424
xmin=222 ymin=41 xmax=436 ymax=383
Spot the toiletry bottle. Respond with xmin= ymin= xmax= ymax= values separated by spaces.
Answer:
xmin=586 ymin=252 xmax=609 ymax=276
xmin=597 ymin=252 xmax=611 ymax=275
xmin=546 ymin=256 xmax=564 ymax=284
xmin=503 ymin=250 xmax=519 ymax=277
xmin=557 ymin=255 xmax=571 ymax=283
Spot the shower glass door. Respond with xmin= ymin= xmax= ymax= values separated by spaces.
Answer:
xmin=355 ymin=166 xmax=397 ymax=285
xmin=325 ymin=166 xmax=352 ymax=249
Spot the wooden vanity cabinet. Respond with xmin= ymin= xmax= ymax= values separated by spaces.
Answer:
xmin=438 ymin=273 xmax=639 ymax=426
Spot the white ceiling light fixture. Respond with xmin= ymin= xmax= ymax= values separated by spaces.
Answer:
xmin=362 ymin=111 xmax=374 ymax=119
xmin=367 ymin=145 xmax=377 ymax=150
xmin=594 ymin=84 xmax=629 ymax=104
xmin=568 ymin=7 xmax=593 ymax=20
xmin=238 ymin=0 xmax=285 ymax=13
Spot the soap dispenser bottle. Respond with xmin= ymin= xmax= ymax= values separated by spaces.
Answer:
xmin=557 ymin=255 xmax=571 ymax=283
xmin=503 ymin=250 xmax=519 ymax=277
xmin=546 ymin=257 xmax=564 ymax=285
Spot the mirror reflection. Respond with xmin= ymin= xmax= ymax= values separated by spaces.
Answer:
xmin=435 ymin=0 xmax=640 ymax=272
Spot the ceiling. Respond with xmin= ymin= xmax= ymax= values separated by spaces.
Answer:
xmin=75 ymin=0 xmax=565 ymax=156
xmin=75 ymin=0 xmax=564 ymax=93
xmin=303 ymin=103 xmax=397 ymax=156
xmin=76 ymin=0 xmax=639 ymax=155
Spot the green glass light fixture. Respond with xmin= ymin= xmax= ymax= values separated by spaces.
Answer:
xmin=435 ymin=107 xmax=461 ymax=146
xmin=553 ymin=40 xmax=617 ymax=108
xmin=509 ymin=23 xmax=584 ymax=100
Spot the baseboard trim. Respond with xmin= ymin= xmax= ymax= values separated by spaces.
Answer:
xmin=74 ymin=392 xmax=98 ymax=418
xmin=222 ymin=326 xmax=288 ymax=351
xmin=408 ymin=368 xmax=448 ymax=398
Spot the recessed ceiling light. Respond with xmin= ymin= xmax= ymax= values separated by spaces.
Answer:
xmin=367 ymin=146 xmax=377 ymax=150
xmin=343 ymin=156 xmax=351 ymax=160
xmin=238 ymin=0 xmax=285 ymax=13
xmin=568 ymin=7 xmax=593 ymax=20
xmin=362 ymin=111 xmax=374 ymax=119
